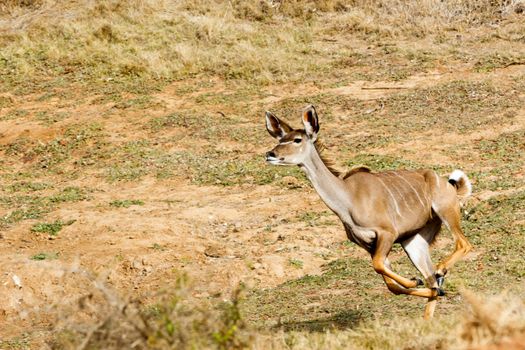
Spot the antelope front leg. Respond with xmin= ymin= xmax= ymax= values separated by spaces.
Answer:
xmin=383 ymin=259 xmax=442 ymax=298
xmin=371 ymin=231 xmax=421 ymax=289
xmin=382 ymin=270 xmax=440 ymax=299
xmin=383 ymin=259 xmax=441 ymax=319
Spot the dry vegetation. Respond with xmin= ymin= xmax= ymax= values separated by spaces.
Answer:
xmin=1 ymin=0 xmax=525 ymax=349
xmin=1 ymin=0 xmax=524 ymax=90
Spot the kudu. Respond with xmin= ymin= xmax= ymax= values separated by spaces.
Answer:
xmin=264 ymin=105 xmax=472 ymax=319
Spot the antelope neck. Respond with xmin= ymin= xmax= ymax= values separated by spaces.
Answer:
xmin=299 ymin=147 xmax=352 ymax=218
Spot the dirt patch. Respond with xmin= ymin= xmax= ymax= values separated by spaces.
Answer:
xmin=1 ymin=59 xmax=524 ymax=346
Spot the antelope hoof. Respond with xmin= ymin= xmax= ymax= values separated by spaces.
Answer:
xmin=436 ymin=274 xmax=445 ymax=288
xmin=432 ymin=287 xmax=445 ymax=297
xmin=411 ymin=277 xmax=424 ymax=287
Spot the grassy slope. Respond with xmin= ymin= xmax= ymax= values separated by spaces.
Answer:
xmin=1 ymin=0 xmax=525 ymax=349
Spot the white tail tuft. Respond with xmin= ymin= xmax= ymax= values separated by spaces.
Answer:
xmin=448 ymin=169 xmax=472 ymax=200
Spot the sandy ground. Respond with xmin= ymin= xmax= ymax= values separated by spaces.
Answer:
xmin=1 ymin=64 xmax=524 ymax=342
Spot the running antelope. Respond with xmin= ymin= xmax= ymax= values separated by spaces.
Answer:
xmin=264 ymin=105 xmax=473 ymax=319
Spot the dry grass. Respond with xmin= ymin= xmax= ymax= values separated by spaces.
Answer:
xmin=460 ymin=290 xmax=525 ymax=349
xmin=1 ymin=0 xmax=524 ymax=93
xmin=0 ymin=0 xmax=318 ymax=90
xmin=41 ymin=270 xmax=252 ymax=350
xmin=10 ymin=264 xmax=518 ymax=350
xmin=250 ymin=290 xmax=525 ymax=350
xmin=34 ymin=271 xmax=525 ymax=350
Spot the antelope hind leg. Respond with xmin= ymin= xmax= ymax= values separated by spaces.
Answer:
xmin=424 ymin=297 xmax=438 ymax=320
xmin=401 ymin=231 xmax=443 ymax=319
xmin=401 ymin=230 xmax=444 ymax=295
xmin=432 ymin=205 xmax=472 ymax=279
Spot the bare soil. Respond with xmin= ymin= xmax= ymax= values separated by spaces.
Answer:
xmin=1 ymin=63 xmax=524 ymax=346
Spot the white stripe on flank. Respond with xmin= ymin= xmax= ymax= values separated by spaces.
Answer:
xmin=384 ymin=173 xmax=417 ymax=215
xmin=376 ymin=176 xmax=402 ymax=218
xmin=393 ymin=173 xmax=427 ymax=210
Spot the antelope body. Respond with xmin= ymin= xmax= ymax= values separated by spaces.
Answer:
xmin=265 ymin=105 xmax=473 ymax=319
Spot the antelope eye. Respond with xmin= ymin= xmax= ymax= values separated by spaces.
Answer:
xmin=294 ymin=138 xmax=302 ymax=143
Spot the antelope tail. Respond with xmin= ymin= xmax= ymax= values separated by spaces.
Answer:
xmin=448 ymin=169 xmax=472 ymax=203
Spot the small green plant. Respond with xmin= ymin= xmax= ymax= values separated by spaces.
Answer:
xmin=50 ymin=187 xmax=89 ymax=203
xmin=212 ymin=286 xmax=250 ymax=350
xmin=263 ymin=225 xmax=273 ymax=232
xmin=6 ymin=181 xmax=51 ymax=192
xmin=31 ymin=252 xmax=59 ymax=261
xmin=1 ymin=109 xmax=29 ymax=121
xmin=0 ymin=187 xmax=88 ymax=229
xmin=109 ymin=199 xmax=145 ymax=208
xmin=150 ymin=243 xmax=166 ymax=251
xmin=0 ymin=334 xmax=30 ymax=349
xmin=289 ymin=258 xmax=304 ymax=269
xmin=31 ymin=219 xmax=75 ymax=236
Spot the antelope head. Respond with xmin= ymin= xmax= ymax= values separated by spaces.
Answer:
xmin=265 ymin=105 xmax=320 ymax=166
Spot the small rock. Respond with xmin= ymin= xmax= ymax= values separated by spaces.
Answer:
xmin=204 ymin=245 xmax=226 ymax=258
xmin=279 ymin=176 xmax=302 ymax=188
xmin=233 ymin=222 xmax=242 ymax=233
xmin=12 ymin=275 xmax=22 ymax=289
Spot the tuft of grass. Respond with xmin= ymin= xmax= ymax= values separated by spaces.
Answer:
xmin=113 ymin=95 xmax=157 ymax=110
xmin=474 ymin=52 xmax=525 ymax=72
xmin=31 ymin=219 xmax=75 ymax=236
xmin=6 ymin=181 xmax=51 ymax=192
xmin=52 ymin=274 xmax=252 ymax=349
xmin=475 ymin=129 xmax=525 ymax=165
xmin=48 ymin=186 xmax=88 ymax=203
xmin=0 ymin=95 xmax=15 ymax=108
xmin=296 ymin=211 xmax=334 ymax=227
xmin=149 ymin=110 xmax=259 ymax=144
xmin=467 ymin=129 xmax=525 ymax=191
xmin=103 ymin=140 xmax=163 ymax=182
xmin=35 ymin=110 xmax=71 ymax=125
xmin=0 ymin=334 xmax=30 ymax=350
xmin=0 ymin=186 xmax=88 ymax=228
xmin=0 ymin=109 xmax=29 ymax=121
xmin=173 ymin=150 xmax=307 ymax=187
xmin=109 ymin=199 xmax=145 ymax=208
xmin=289 ymin=259 xmax=304 ymax=269
xmin=30 ymin=252 xmax=59 ymax=261
xmin=358 ymin=80 xmax=521 ymax=136
xmin=2 ymin=123 xmax=105 ymax=172
xmin=150 ymin=243 xmax=166 ymax=251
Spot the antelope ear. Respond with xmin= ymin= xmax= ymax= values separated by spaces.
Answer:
xmin=302 ymin=105 xmax=319 ymax=141
xmin=265 ymin=111 xmax=293 ymax=140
